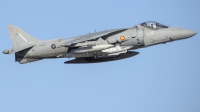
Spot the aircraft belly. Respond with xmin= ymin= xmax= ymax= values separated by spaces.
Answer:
xmin=64 ymin=52 xmax=97 ymax=58
xmin=64 ymin=51 xmax=139 ymax=64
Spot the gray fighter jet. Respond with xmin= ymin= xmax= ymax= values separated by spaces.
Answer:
xmin=3 ymin=21 xmax=197 ymax=64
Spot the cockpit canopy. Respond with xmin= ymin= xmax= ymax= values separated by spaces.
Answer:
xmin=140 ymin=21 xmax=168 ymax=29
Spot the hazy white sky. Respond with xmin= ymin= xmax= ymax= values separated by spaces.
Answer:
xmin=0 ymin=0 xmax=199 ymax=112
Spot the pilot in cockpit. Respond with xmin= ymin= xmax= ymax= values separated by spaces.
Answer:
xmin=149 ymin=23 xmax=153 ymax=28
xmin=149 ymin=23 xmax=156 ymax=29
xmin=140 ymin=21 xmax=168 ymax=29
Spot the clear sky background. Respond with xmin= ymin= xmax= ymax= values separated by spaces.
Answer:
xmin=0 ymin=0 xmax=200 ymax=112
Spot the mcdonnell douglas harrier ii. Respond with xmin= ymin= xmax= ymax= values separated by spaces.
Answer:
xmin=3 ymin=21 xmax=197 ymax=64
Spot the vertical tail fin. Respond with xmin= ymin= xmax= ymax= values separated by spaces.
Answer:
xmin=7 ymin=25 xmax=42 ymax=49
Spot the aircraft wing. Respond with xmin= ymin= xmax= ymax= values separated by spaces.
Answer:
xmin=62 ymin=28 xmax=127 ymax=46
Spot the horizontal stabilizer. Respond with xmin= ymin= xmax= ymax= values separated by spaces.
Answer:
xmin=3 ymin=45 xmax=34 ymax=54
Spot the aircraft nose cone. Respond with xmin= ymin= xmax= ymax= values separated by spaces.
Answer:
xmin=181 ymin=30 xmax=197 ymax=38
xmin=171 ymin=29 xmax=197 ymax=40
